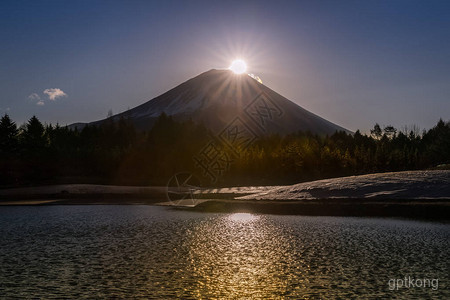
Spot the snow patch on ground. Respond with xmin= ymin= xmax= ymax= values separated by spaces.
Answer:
xmin=1 ymin=171 xmax=449 ymax=202
xmin=237 ymin=170 xmax=450 ymax=200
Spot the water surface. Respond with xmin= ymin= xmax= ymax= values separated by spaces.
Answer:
xmin=0 ymin=206 xmax=448 ymax=298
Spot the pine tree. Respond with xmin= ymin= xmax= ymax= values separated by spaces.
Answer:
xmin=0 ymin=114 xmax=19 ymax=155
xmin=370 ymin=123 xmax=382 ymax=140
xmin=21 ymin=116 xmax=46 ymax=149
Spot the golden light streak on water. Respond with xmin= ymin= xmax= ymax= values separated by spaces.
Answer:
xmin=183 ymin=214 xmax=302 ymax=298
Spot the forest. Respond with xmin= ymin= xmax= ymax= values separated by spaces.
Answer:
xmin=1 ymin=113 xmax=449 ymax=187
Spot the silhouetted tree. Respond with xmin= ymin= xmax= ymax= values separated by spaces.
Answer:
xmin=0 ymin=114 xmax=18 ymax=155
xmin=370 ymin=123 xmax=382 ymax=139
xmin=383 ymin=125 xmax=397 ymax=139
xmin=20 ymin=116 xmax=46 ymax=150
xmin=0 ymin=114 xmax=20 ymax=184
xmin=1 ymin=114 xmax=449 ymax=187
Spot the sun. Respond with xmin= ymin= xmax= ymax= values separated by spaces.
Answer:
xmin=229 ymin=59 xmax=247 ymax=74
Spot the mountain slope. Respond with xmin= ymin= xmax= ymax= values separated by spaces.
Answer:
xmin=73 ymin=69 xmax=349 ymax=135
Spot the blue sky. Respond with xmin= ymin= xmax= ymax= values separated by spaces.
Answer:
xmin=1 ymin=0 xmax=449 ymax=132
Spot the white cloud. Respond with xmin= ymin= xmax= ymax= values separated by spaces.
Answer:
xmin=28 ymin=93 xmax=41 ymax=100
xmin=36 ymin=100 xmax=45 ymax=106
xmin=43 ymin=88 xmax=67 ymax=101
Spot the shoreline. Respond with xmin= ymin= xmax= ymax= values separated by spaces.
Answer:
xmin=1 ymin=170 xmax=449 ymax=220
xmin=186 ymin=198 xmax=450 ymax=222
xmin=0 ymin=197 xmax=448 ymax=222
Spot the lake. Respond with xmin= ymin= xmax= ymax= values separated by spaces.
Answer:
xmin=0 ymin=206 xmax=448 ymax=298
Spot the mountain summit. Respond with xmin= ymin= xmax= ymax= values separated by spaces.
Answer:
xmin=73 ymin=69 xmax=348 ymax=135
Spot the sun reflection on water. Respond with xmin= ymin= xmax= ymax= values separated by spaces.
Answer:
xmin=228 ymin=212 xmax=257 ymax=222
xmin=2 ymin=207 xmax=448 ymax=298
xmin=182 ymin=213 xmax=296 ymax=298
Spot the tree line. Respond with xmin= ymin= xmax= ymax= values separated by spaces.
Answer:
xmin=0 ymin=113 xmax=449 ymax=187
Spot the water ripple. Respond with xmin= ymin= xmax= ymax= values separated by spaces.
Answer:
xmin=0 ymin=206 xmax=448 ymax=298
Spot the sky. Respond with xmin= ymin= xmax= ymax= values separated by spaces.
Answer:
xmin=1 ymin=0 xmax=449 ymax=133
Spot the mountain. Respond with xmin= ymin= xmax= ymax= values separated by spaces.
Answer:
xmin=71 ymin=69 xmax=349 ymax=135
